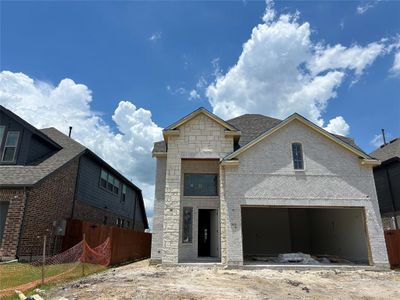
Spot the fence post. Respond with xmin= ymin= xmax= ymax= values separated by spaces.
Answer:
xmin=41 ymin=235 xmax=46 ymax=286
xmin=82 ymin=233 xmax=86 ymax=276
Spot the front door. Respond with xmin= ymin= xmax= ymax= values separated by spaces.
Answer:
xmin=198 ymin=209 xmax=211 ymax=256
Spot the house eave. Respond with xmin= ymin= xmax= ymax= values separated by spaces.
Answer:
xmin=360 ymin=159 xmax=381 ymax=166
xmin=220 ymin=160 xmax=240 ymax=167
xmin=152 ymin=152 xmax=167 ymax=158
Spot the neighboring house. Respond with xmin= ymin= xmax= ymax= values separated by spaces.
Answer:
xmin=370 ymin=138 xmax=400 ymax=230
xmin=0 ymin=105 xmax=148 ymax=260
xmin=151 ymin=107 xmax=389 ymax=268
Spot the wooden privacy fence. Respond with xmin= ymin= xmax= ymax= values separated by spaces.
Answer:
xmin=384 ymin=229 xmax=400 ymax=268
xmin=62 ymin=220 xmax=151 ymax=265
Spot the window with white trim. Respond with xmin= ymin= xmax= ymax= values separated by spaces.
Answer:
xmin=2 ymin=131 xmax=20 ymax=162
xmin=292 ymin=142 xmax=304 ymax=170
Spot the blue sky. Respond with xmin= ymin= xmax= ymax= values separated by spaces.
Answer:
xmin=1 ymin=0 xmax=400 ymax=225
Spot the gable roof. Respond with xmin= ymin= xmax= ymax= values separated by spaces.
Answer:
xmin=224 ymin=113 xmax=374 ymax=162
xmin=226 ymin=114 xmax=363 ymax=151
xmin=0 ymin=105 xmax=62 ymax=150
xmin=153 ymin=111 xmax=368 ymax=161
xmin=164 ymin=107 xmax=239 ymax=132
xmin=226 ymin=114 xmax=282 ymax=147
xmin=370 ymin=138 xmax=400 ymax=162
xmin=0 ymin=127 xmax=86 ymax=187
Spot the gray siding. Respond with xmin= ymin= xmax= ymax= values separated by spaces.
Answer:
xmin=373 ymin=162 xmax=400 ymax=214
xmin=76 ymin=154 xmax=138 ymax=224
xmin=0 ymin=111 xmax=57 ymax=165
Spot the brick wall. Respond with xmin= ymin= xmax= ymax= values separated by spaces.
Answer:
xmin=0 ymin=189 xmax=26 ymax=259
xmin=18 ymin=158 xmax=80 ymax=258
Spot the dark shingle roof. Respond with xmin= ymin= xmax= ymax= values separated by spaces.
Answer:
xmin=0 ymin=128 xmax=86 ymax=187
xmin=153 ymin=113 xmax=365 ymax=155
xmin=153 ymin=141 xmax=167 ymax=153
xmin=370 ymin=138 xmax=400 ymax=162
xmin=226 ymin=114 xmax=282 ymax=147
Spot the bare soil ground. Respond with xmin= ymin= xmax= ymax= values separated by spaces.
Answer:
xmin=47 ymin=260 xmax=400 ymax=299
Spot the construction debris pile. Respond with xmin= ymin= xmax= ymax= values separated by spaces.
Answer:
xmin=251 ymin=252 xmax=353 ymax=265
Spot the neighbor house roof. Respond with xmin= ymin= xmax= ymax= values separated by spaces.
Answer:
xmin=153 ymin=112 xmax=370 ymax=163
xmin=0 ymin=127 xmax=149 ymax=229
xmin=370 ymin=138 xmax=400 ymax=162
xmin=0 ymin=127 xmax=86 ymax=187
xmin=0 ymin=105 xmax=62 ymax=150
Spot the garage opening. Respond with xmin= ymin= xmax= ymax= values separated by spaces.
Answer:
xmin=241 ymin=207 xmax=370 ymax=265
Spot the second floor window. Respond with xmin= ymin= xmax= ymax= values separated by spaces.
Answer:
xmin=121 ymin=184 xmax=127 ymax=202
xmin=292 ymin=142 xmax=304 ymax=170
xmin=99 ymin=169 xmax=120 ymax=195
xmin=2 ymin=131 xmax=20 ymax=162
xmin=0 ymin=126 xmax=5 ymax=146
xmin=184 ymin=174 xmax=218 ymax=196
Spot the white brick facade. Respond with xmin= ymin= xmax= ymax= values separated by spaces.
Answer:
xmin=151 ymin=111 xmax=389 ymax=268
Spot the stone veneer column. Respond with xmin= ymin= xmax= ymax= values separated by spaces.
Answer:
xmin=219 ymin=165 xmax=228 ymax=264
xmin=161 ymin=137 xmax=181 ymax=264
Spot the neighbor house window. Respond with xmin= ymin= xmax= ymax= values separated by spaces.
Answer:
xmin=103 ymin=216 xmax=107 ymax=225
xmin=113 ymin=178 xmax=120 ymax=194
xmin=99 ymin=169 xmax=120 ymax=195
xmin=121 ymin=184 xmax=127 ymax=202
xmin=2 ymin=131 xmax=20 ymax=162
xmin=292 ymin=142 xmax=304 ymax=170
xmin=184 ymin=174 xmax=218 ymax=196
xmin=182 ymin=207 xmax=193 ymax=243
xmin=107 ymin=174 xmax=115 ymax=192
xmin=100 ymin=170 xmax=108 ymax=188
xmin=0 ymin=126 xmax=5 ymax=146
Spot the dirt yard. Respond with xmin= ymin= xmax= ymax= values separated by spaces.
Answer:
xmin=46 ymin=260 xmax=400 ymax=299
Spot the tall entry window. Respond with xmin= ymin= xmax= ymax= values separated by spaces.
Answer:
xmin=184 ymin=174 xmax=218 ymax=196
xmin=182 ymin=207 xmax=193 ymax=243
xmin=291 ymin=143 xmax=304 ymax=170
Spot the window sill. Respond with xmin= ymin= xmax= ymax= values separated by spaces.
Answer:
xmin=99 ymin=185 xmax=120 ymax=197
xmin=182 ymin=196 xmax=219 ymax=200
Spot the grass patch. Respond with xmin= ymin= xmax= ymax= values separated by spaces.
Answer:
xmin=0 ymin=262 xmax=106 ymax=297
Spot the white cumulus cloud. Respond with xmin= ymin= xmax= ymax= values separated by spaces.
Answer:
xmin=206 ymin=2 xmax=389 ymax=136
xmin=149 ymin=32 xmax=162 ymax=42
xmin=323 ymin=116 xmax=350 ymax=136
xmin=189 ymin=89 xmax=200 ymax=100
xmin=390 ymin=51 xmax=400 ymax=76
xmin=0 ymin=70 xmax=162 ymax=228
xmin=356 ymin=1 xmax=379 ymax=15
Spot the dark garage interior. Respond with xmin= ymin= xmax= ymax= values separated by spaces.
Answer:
xmin=241 ymin=207 xmax=370 ymax=265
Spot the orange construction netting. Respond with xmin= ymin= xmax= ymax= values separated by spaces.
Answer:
xmin=0 ymin=238 xmax=111 ymax=297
